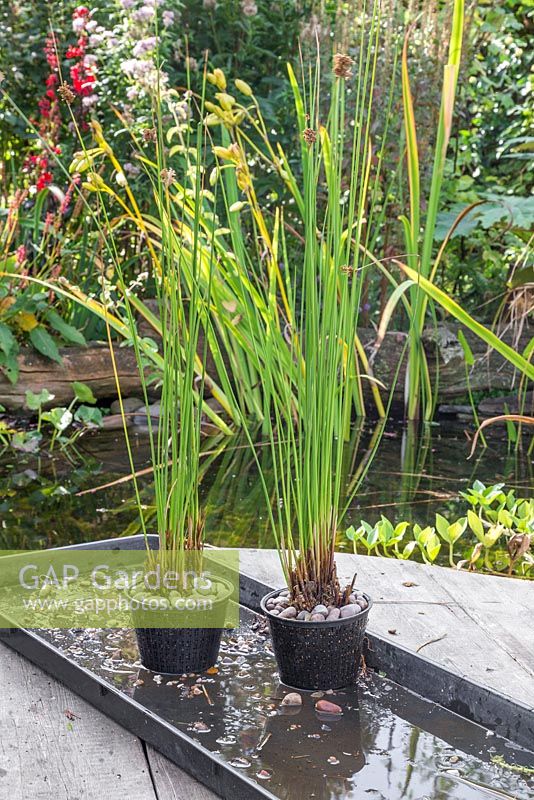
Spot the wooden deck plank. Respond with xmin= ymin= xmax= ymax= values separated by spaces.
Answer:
xmin=146 ymin=746 xmax=219 ymax=800
xmin=238 ymin=549 xmax=534 ymax=707
xmin=0 ymin=642 xmax=217 ymax=800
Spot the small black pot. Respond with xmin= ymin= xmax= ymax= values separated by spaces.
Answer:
xmin=132 ymin=579 xmax=232 ymax=675
xmin=134 ymin=626 xmax=224 ymax=675
xmin=261 ymin=589 xmax=372 ymax=690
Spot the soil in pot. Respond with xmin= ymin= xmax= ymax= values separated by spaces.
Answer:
xmin=261 ymin=587 xmax=372 ymax=690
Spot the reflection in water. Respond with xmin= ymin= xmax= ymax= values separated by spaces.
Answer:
xmin=39 ymin=608 xmax=534 ymax=800
xmin=1 ymin=422 xmax=532 ymax=559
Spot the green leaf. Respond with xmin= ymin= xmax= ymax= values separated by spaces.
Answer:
xmin=457 ymin=330 xmax=474 ymax=366
xmin=467 ymin=510 xmax=485 ymax=541
xmin=0 ymin=322 xmax=17 ymax=357
xmin=41 ymin=407 xmax=73 ymax=433
xmin=0 ymin=350 xmax=20 ymax=384
xmin=46 ymin=310 xmax=86 ymax=346
xmin=29 ymin=327 xmax=62 ymax=364
xmin=71 ymin=381 xmax=96 ymax=404
xmin=396 ymin=263 xmax=534 ymax=381
xmin=74 ymin=405 xmax=103 ymax=427
xmin=435 ymin=513 xmax=450 ymax=539
xmin=25 ymin=389 xmax=55 ymax=410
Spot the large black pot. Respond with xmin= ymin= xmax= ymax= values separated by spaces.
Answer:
xmin=132 ymin=579 xmax=233 ymax=675
xmin=261 ymin=588 xmax=372 ymax=690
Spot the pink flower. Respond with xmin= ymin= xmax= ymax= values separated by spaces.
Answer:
xmin=15 ymin=245 xmax=27 ymax=265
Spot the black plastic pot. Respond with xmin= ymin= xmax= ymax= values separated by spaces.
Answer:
xmin=135 ymin=626 xmax=224 ymax=675
xmin=261 ymin=589 xmax=372 ymax=690
xmin=132 ymin=578 xmax=233 ymax=675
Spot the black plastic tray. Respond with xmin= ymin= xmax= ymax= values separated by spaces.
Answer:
xmin=1 ymin=535 xmax=532 ymax=800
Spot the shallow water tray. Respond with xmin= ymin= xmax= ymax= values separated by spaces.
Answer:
xmin=1 ymin=536 xmax=533 ymax=800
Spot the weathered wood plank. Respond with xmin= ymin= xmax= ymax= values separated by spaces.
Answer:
xmin=146 ymin=746 xmax=220 ymax=800
xmin=0 ymin=641 xmax=157 ymax=800
xmin=238 ymin=549 xmax=534 ymax=707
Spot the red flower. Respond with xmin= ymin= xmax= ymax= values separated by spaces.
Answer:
xmin=73 ymin=6 xmax=90 ymax=17
xmin=36 ymin=172 xmax=53 ymax=191
xmin=66 ymin=46 xmax=84 ymax=59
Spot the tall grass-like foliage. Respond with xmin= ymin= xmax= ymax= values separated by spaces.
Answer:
xmin=401 ymin=0 xmax=465 ymax=420
xmin=224 ymin=15 xmax=385 ymax=608
xmin=63 ymin=76 xmax=217 ymax=568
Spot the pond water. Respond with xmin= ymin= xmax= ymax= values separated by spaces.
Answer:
xmin=39 ymin=606 xmax=534 ymax=800
xmin=1 ymin=421 xmax=532 ymax=564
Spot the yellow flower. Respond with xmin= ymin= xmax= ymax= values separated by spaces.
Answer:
xmin=205 ymin=113 xmax=222 ymax=127
xmin=234 ymin=79 xmax=253 ymax=97
xmin=205 ymin=101 xmax=223 ymax=116
xmin=215 ymin=92 xmax=236 ymax=111
xmin=236 ymin=166 xmax=250 ymax=192
xmin=207 ymin=68 xmax=226 ymax=91
xmin=212 ymin=143 xmax=241 ymax=163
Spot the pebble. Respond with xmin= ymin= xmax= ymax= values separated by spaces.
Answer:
xmin=312 ymin=604 xmax=328 ymax=616
xmin=276 ymin=597 xmax=290 ymax=609
xmin=310 ymin=613 xmax=326 ymax=622
xmin=110 ymin=397 xmax=144 ymax=414
xmin=102 ymin=414 xmax=130 ymax=430
xmin=326 ymin=608 xmax=341 ymax=621
xmin=192 ymin=721 xmax=210 ymax=732
xmin=279 ymin=606 xmax=297 ymax=619
xmin=296 ymin=610 xmax=308 ymax=620
xmin=229 ymin=757 xmax=251 ymax=769
xmin=279 ymin=589 xmax=290 ymax=598
xmin=281 ymin=692 xmax=302 ymax=706
xmin=340 ymin=604 xmax=359 ymax=618
xmin=315 ymin=700 xmax=343 ymax=715
xmin=357 ymin=598 xmax=368 ymax=610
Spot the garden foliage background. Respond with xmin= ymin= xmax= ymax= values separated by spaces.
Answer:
xmin=0 ymin=0 xmax=532 ymax=380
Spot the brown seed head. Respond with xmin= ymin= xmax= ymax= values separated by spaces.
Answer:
xmin=333 ymin=53 xmax=354 ymax=79
xmin=302 ymin=127 xmax=317 ymax=146
xmin=57 ymin=82 xmax=76 ymax=104
xmin=142 ymin=127 xmax=157 ymax=143
xmin=160 ymin=168 xmax=176 ymax=187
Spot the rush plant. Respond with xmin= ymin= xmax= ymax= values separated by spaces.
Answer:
xmin=224 ymin=12 xmax=388 ymax=610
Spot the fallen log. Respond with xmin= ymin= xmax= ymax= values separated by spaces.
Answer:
xmin=358 ymin=326 xmax=532 ymax=406
xmin=0 ymin=326 xmax=531 ymax=411
xmin=0 ymin=343 xmax=141 ymax=409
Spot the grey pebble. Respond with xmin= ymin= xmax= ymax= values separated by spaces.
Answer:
xmin=312 ymin=604 xmax=328 ymax=616
xmin=279 ymin=606 xmax=297 ymax=619
xmin=326 ymin=608 xmax=341 ymax=621
xmin=340 ymin=605 xmax=359 ymax=618
xmin=110 ymin=397 xmax=144 ymax=414
xmin=310 ymin=613 xmax=326 ymax=622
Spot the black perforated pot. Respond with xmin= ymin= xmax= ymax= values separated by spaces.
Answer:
xmin=261 ymin=588 xmax=372 ymax=690
xmin=132 ymin=580 xmax=232 ymax=675
xmin=134 ymin=626 xmax=223 ymax=675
